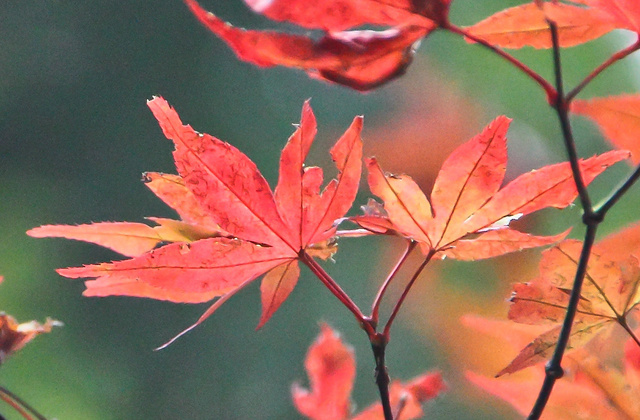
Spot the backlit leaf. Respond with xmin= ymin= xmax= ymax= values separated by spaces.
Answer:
xmin=499 ymin=239 xmax=640 ymax=375
xmin=32 ymin=97 xmax=363 ymax=338
xmin=364 ymin=116 xmax=627 ymax=260
xmin=466 ymin=2 xmax=614 ymax=49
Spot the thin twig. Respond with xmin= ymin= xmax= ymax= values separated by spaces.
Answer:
xmin=383 ymin=249 xmax=436 ymax=338
xmin=370 ymin=240 xmax=418 ymax=325
xmin=567 ymin=36 xmax=640 ymax=103
xmin=596 ymin=163 xmax=640 ymax=216
xmin=445 ymin=24 xmax=557 ymax=102
xmin=0 ymin=386 xmax=47 ymax=420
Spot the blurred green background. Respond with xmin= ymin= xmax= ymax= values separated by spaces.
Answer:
xmin=1 ymin=1 xmax=639 ymax=419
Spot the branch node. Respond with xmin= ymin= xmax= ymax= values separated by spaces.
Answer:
xmin=582 ymin=211 xmax=603 ymax=226
xmin=545 ymin=363 xmax=564 ymax=380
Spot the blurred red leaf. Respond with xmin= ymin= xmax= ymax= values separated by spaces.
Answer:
xmin=572 ymin=94 xmax=640 ymax=163
xmin=587 ymin=0 xmax=640 ymax=32
xmin=361 ymin=116 xmax=627 ymax=260
xmin=30 ymin=97 xmax=362 ymax=336
xmin=292 ymin=325 xmax=356 ymax=420
xmin=466 ymin=2 xmax=615 ymax=49
xmin=184 ymin=0 xmax=435 ymax=90
xmin=242 ymin=0 xmax=437 ymax=30
xmin=293 ymin=325 xmax=445 ymax=420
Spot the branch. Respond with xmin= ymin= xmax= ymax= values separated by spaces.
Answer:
xmin=444 ymin=24 xmax=556 ymax=102
xmin=370 ymin=334 xmax=393 ymax=420
xmin=547 ymin=23 xmax=593 ymax=213
xmin=528 ymin=19 xmax=602 ymax=420
xmin=528 ymin=224 xmax=598 ymax=419
xmin=595 ymin=163 xmax=640 ymax=217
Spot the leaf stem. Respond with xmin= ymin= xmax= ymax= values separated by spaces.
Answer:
xmin=0 ymin=386 xmax=47 ymax=420
xmin=299 ymin=251 xmax=373 ymax=335
xmin=444 ymin=24 xmax=556 ymax=102
xmin=566 ymin=36 xmax=640 ymax=103
xmin=370 ymin=240 xmax=418 ymax=325
xmin=383 ymin=249 xmax=435 ymax=338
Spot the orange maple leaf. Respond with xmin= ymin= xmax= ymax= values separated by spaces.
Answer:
xmin=29 ymin=97 xmax=362 ymax=339
xmin=467 ymin=345 xmax=640 ymax=419
xmin=498 ymin=239 xmax=640 ymax=376
xmin=466 ymin=1 xmax=615 ymax=49
xmin=293 ymin=324 xmax=446 ymax=420
xmin=359 ymin=116 xmax=628 ymax=260
xmin=571 ymin=94 xmax=640 ymax=163
xmin=465 ymin=314 xmax=640 ymax=419
xmin=183 ymin=0 xmax=438 ymax=91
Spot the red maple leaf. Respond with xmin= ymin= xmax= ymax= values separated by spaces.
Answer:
xmin=183 ymin=0 xmax=439 ymax=91
xmin=358 ymin=116 xmax=628 ymax=260
xmin=29 ymin=97 xmax=362 ymax=340
xmin=293 ymin=324 xmax=446 ymax=420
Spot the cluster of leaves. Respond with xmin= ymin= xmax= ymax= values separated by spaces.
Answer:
xmin=29 ymin=97 xmax=625 ymax=340
xmin=462 ymin=221 xmax=640 ymax=417
xmin=28 ymin=94 xmax=626 ymax=417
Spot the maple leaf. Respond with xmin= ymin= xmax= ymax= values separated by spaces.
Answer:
xmin=29 ymin=97 xmax=362 ymax=338
xmin=466 ymin=1 xmax=615 ymax=49
xmin=467 ymin=353 xmax=640 ymax=419
xmin=360 ymin=116 xmax=628 ymax=260
xmin=571 ymin=94 xmax=640 ymax=163
xmin=465 ymin=316 xmax=640 ymax=419
xmin=183 ymin=0 xmax=436 ymax=91
xmin=586 ymin=0 xmax=640 ymax=33
xmin=498 ymin=239 xmax=640 ymax=376
xmin=292 ymin=324 xmax=446 ymax=420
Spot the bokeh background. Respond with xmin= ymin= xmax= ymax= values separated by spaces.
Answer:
xmin=1 ymin=1 xmax=639 ymax=419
